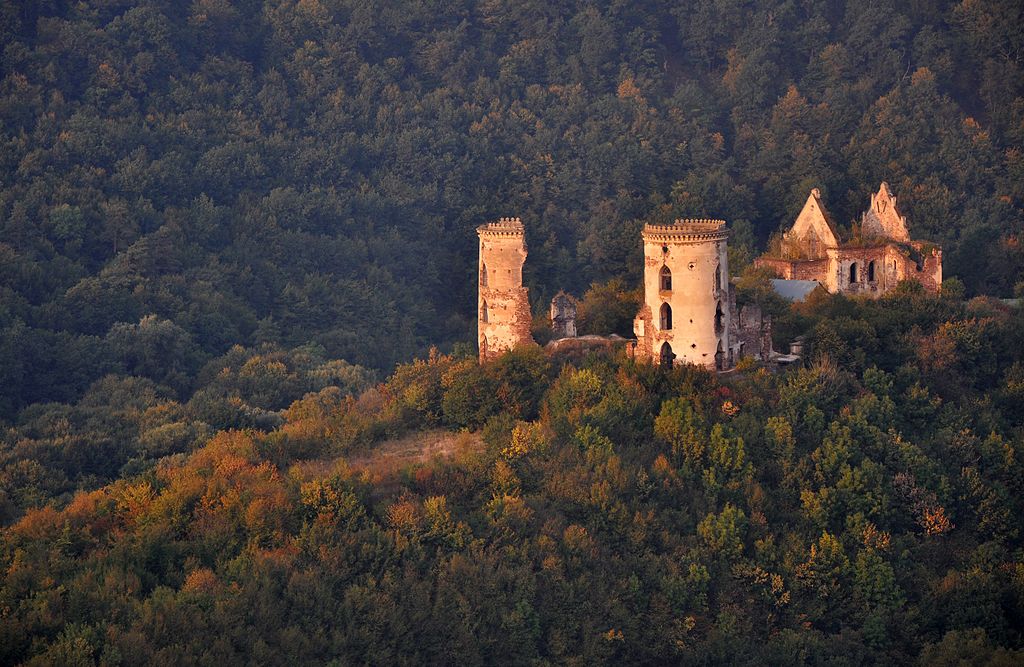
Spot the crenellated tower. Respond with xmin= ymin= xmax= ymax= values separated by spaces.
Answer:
xmin=477 ymin=218 xmax=535 ymax=362
xmin=634 ymin=219 xmax=733 ymax=370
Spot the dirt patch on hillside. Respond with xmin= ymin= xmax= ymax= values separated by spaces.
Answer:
xmin=346 ymin=429 xmax=484 ymax=472
xmin=290 ymin=429 xmax=485 ymax=485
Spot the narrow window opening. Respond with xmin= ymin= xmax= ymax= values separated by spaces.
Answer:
xmin=660 ymin=265 xmax=672 ymax=291
xmin=481 ymin=300 xmax=488 ymax=323
xmin=715 ymin=263 xmax=722 ymax=292
xmin=660 ymin=303 xmax=672 ymax=330
xmin=849 ymin=262 xmax=859 ymax=284
xmin=867 ymin=260 xmax=876 ymax=282
xmin=481 ymin=262 xmax=488 ymax=286
xmin=714 ymin=302 xmax=724 ymax=335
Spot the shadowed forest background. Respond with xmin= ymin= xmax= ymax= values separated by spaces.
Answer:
xmin=1 ymin=1 xmax=1024 ymax=664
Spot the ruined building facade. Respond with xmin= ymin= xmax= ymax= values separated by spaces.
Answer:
xmin=633 ymin=220 xmax=736 ymax=370
xmin=755 ymin=183 xmax=942 ymax=296
xmin=477 ymin=218 xmax=535 ymax=362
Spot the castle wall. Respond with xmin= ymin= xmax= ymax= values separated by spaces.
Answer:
xmin=478 ymin=219 xmax=535 ymax=362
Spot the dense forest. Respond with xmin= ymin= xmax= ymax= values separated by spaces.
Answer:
xmin=2 ymin=0 xmax=1024 ymax=664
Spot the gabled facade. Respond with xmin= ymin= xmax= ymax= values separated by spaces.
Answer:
xmin=785 ymin=188 xmax=839 ymax=258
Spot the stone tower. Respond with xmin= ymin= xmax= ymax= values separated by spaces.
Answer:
xmin=633 ymin=219 xmax=733 ymax=370
xmin=477 ymin=217 xmax=534 ymax=362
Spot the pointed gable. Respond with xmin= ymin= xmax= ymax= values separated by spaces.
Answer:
xmin=785 ymin=188 xmax=839 ymax=257
xmin=861 ymin=182 xmax=910 ymax=242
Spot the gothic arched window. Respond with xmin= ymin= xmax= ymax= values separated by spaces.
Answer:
xmin=481 ymin=300 xmax=488 ymax=323
xmin=660 ymin=303 xmax=672 ymax=330
xmin=660 ymin=265 xmax=672 ymax=291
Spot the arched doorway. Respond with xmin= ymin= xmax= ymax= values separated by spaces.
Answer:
xmin=659 ymin=342 xmax=674 ymax=368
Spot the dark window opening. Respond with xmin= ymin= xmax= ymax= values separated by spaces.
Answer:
xmin=660 ymin=303 xmax=672 ymax=330
xmin=660 ymin=342 xmax=674 ymax=368
xmin=715 ymin=341 xmax=725 ymax=371
xmin=867 ymin=260 xmax=876 ymax=282
xmin=849 ymin=262 xmax=859 ymax=284
xmin=715 ymin=263 xmax=722 ymax=292
xmin=481 ymin=300 xmax=488 ymax=323
xmin=715 ymin=302 xmax=724 ymax=335
xmin=660 ymin=265 xmax=672 ymax=291
xmin=481 ymin=263 xmax=487 ymax=286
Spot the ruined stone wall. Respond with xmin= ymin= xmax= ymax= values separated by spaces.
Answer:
xmin=828 ymin=242 xmax=942 ymax=297
xmin=828 ymin=247 xmax=890 ymax=295
xmin=896 ymin=243 xmax=942 ymax=292
xmin=730 ymin=302 xmax=773 ymax=361
xmin=632 ymin=303 xmax=653 ymax=360
xmin=478 ymin=218 xmax=536 ymax=362
xmin=755 ymin=257 xmax=830 ymax=282
xmin=550 ymin=291 xmax=578 ymax=339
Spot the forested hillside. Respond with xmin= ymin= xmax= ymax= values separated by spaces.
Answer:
xmin=1 ymin=0 xmax=1022 ymax=416
xmin=3 ymin=285 xmax=1024 ymax=664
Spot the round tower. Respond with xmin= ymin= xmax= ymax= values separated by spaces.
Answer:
xmin=633 ymin=219 xmax=733 ymax=370
xmin=477 ymin=217 xmax=535 ymax=362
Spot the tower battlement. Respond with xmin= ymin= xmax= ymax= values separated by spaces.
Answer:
xmin=642 ymin=219 xmax=730 ymax=242
xmin=477 ymin=217 xmax=525 ymax=238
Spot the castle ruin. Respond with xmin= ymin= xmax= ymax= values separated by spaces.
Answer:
xmin=477 ymin=218 xmax=535 ymax=362
xmin=632 ymin=220 xmax=736 ymax=370
xmin=755 ymin=183 xmax=942 ymax=296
